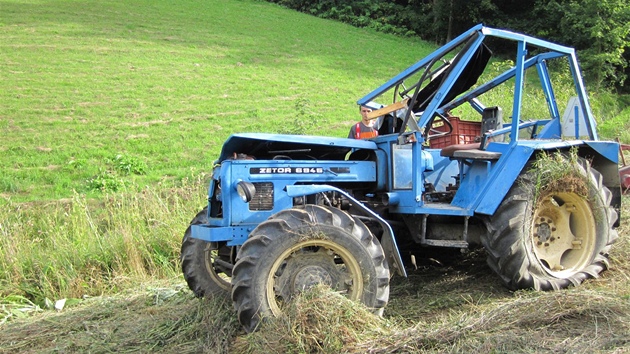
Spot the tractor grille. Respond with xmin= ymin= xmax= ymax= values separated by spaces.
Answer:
xmin=249 ymin=182 xmax=274 ymax=211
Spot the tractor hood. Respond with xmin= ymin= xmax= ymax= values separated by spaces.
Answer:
xmin=216 ymin=133 xmax=377 ymax=163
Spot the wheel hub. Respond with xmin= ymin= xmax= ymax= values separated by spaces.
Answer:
xmin=293 ymin=265 xmax=333 ymax=291
xmin=275 ymin=251 xmax=341 ymax=298
xmin=534 ymin=217 xmax=556 ymax=246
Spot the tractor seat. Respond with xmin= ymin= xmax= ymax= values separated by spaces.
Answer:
xmin=439 ymin=106 xmax=504 ymax=161
xmin=440 ymin=143 xmax=502 ymax=160
xmin=440 ymin=143 xmax=480 ymax=157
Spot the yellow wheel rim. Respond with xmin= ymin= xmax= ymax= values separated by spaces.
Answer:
xmin=265 ymin=239 xmax=363 ymax=317
xmin=531 ymin=192 xmax=596 ymax=278
xmin=204 ymin=244 xmax=231 ymax=291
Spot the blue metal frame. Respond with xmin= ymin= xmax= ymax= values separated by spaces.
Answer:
xmin=357 ymin=25 xmax=599 ymax=142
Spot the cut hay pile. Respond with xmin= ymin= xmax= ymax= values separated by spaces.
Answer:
xmin=0 ymin=285 xmax=241 ymax=354
xmin=232 ymin=285 xmax=397 ymax=353
xmin=234 ymin=284 xmax=630 ymax=353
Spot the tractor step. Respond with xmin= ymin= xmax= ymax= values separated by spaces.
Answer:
xmin=421 ymin=239 xmax=469 ymax=248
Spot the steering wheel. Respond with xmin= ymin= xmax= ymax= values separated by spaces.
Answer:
xmin=426 ymin=114 xmax=453 ymax=140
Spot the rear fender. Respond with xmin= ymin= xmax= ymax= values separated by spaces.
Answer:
xmin=474 ymin=141 xmax=620 ymax=217
xmin=582 ymin=141 xmax=622 ymax=226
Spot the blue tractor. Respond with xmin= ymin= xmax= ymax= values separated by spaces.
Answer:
xmin=181 ymin=25 xmax=620 ymax=331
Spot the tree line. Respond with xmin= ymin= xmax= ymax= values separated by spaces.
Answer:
xmin=266 ymin=0 xmax=630 ymax=92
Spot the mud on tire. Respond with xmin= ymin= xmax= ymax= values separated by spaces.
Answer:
xmin=231 ymin=205 xmax=390 ymax=332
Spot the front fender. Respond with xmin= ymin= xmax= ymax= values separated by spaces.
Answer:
xmin=286 ymin=184 xmax=407 ymax=277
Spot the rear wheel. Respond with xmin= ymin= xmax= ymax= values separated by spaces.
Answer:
xmin=181 ymin=208 xmax=236 ymax=297
xmin=484 ymin=156 xmax=618 ymax=290
xmin=231 ymin=205 xmax=390 ymax=332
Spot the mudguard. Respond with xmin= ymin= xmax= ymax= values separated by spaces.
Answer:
xmin=285 ymin=184 xmax=407 ymax=277
xmin=473 ymin=140 xmax=619 ymax=216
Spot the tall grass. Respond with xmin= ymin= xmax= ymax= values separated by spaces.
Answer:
xmin=0 ymin=175 xmax=207 ymax=303
xmin=594 ymin=92 xmax=630 ymax=142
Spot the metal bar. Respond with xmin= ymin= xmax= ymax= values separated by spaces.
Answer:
xmin=481 ymin=27 xmax=575 ymax=54
xmin=567 ymin=54 xmax=598 ymax=140
xmin=511 ymin=40 xmax=527 ymax=143
xmin=214 ymin=259 xmax=234 ymax=270
xmin=463 ymin=216 xmax=470 ymax=241
xmin=574 ymin=105 xmax=580 ymax=138
xmin=439 ymin=52 xmax=564 ymax=114
xmin=536 ymin=60 xmax=560 ymax=122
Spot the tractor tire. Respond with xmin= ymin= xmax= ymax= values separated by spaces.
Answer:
xmin=231 ymin=205 xmax=390 ymax=332
xmin=181 ymin=208 xmax=235 ymax=297
xmin=484 ymin=157 xmax=618 ymax=291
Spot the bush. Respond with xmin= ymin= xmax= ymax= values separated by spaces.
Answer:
xmin=268 ymin=0 xmax=421 ymax=37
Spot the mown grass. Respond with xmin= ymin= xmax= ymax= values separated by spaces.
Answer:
xmin=1 ymin=0 xmax=434 ymax=202
xmin=1 ymin=0 xmax=629 ymax=353
xmin=0 ymin=282 xmax=240 ymax=353
xmin=3 ymin=0 xmax=628 ymax=202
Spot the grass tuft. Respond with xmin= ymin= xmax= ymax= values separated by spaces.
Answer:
xmin=530 ymin=148 xmax=589 ymax=202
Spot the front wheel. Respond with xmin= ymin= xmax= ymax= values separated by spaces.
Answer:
xmin=181 ymin=208 xmax=236 ymax=297
xmin=231 ymin=205 xmax=390 ymax=332
xmin=483 ymin=155 xmax=618 ymax=291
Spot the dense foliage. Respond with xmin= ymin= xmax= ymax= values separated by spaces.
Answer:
xmin=267 ymin=0 xmax=630 ymax=91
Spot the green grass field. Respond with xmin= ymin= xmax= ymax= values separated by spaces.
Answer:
xmin=1 ymin=0 xmax=629 ymax=352
xmin=1 ymin=0 xmax=435 ymax=202
xmin=3 ymin=0 xmax=627 ymax=203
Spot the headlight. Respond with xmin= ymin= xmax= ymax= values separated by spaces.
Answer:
xmin=235 ymin=181 xmax=256 ymax=202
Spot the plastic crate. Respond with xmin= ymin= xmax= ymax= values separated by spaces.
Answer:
xmin=429 ymin=117 xmax=482 ymax=148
